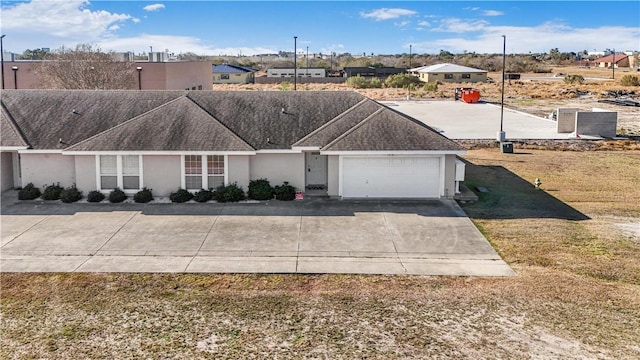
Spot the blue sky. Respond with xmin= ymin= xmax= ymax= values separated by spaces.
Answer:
xmin=1 ymin=1 xmax=639 ymax=56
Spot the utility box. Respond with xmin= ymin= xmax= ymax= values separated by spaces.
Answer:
xmin=500 ymin=142 xmax=513 ymax=153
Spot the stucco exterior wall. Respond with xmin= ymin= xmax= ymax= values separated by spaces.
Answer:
xmin=423 ymin=72 xmax=487 ymax=83
xmin=557 ymin=108 xmax=580 ymax=133
xmin=1 ymin=152 xmax=14 ymax=191
xmin=142 ymin=155 xmax=181 ymax=196
xmin=228 ymin=155 xmax=250 ymax=190
xmin=575 ymin=112 xmax=618 ymax=138
xmin=327 ymin=155 xmax=339 ymax=197
xmin=74 ymin=155 xmax=96 ymax=195
xmin=21 ymin=153 xmax=75 ymax=189
xmin=249 ymin=153 xmax=305 ymax=192
xmin=444 ymin=154 xmax=457 ymax=199
xmin=213 ymin=72 xmax=254 ymax=84
xmin=164 ymin=61 xmax=211 ymax=90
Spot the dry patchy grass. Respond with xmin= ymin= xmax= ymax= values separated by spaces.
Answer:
xmin=2 ymin=149 xmax=640 ymax=359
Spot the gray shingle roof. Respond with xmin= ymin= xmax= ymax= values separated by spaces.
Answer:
xmin=1 ymin=103 xmax=28 ymax=147
xmin=66 ymin=97 xmax=254 ymax=152
xmin=323 ymin=107 xmax=465 ymax=152
xmin=1 ymin=90 xmax=464 ymax=153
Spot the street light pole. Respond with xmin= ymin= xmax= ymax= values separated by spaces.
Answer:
xmin=498 ymin=35 xmax=507 ymax=142
xmin=136 ymin=66 xmax=143 ymax=90
xmin=409 ymin=44 xmax=412 ymax=69
xmin=612 ymin=48 xmax=615 ymax=79
xmin=1 ymin=34 xmax=6 ymax=90
xmin=11 ymin=66 xmax=17 ymax=89
xmin=293 ymin=36 xmax=297 ymax=91
xmin=306 ymin=46 xmax=309 ymax=78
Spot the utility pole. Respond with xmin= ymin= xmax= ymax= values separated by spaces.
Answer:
xmin=498 ymin=35 xmax=507 ymax=142
xmin=293 ymin=36 xmax=297 ymax=90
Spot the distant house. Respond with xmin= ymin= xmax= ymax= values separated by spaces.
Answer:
xmin=212 ymin=64 xmax=256 ymax=84
xmin=594 ymin=53 xmax=629 ymax=68
xmin=267 ymin=68 xmax=326 ymax=78
xmin=343 ymin=67 xmax=406 ymax=78
xmin=1 ymin=90 xmax=466 ymax=199
xmin=409 ymin=63 xmax=487 ymax=83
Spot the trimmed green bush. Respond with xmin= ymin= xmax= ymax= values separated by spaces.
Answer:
xmin=213 ymin=183 xmax=245 ymax=203
xmin=133 ymin=187 xmax=154 ymax=203
xmin=169 ymin=188 xmax=193 ymax=203
xmin=41 ymin=183 xmax=64 ymax=200
xmin=87 ymin=190 xmax=105 ymax=203
xmin=60 ymin=185 xmax=83 ymax=203
xmin=274 ymin=181 xmax=296 ymax=201
xmin=248 ymin=178 xmax=274 ymax=200
xmin=108 ymin=188 xmax=127 ymax=203
xmin=193 ymin=189 xmax=213 ymax=203
xmin=18 ymin=183 xmax=41 ymax=200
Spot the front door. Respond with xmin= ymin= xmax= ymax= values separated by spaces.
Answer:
xmin=306 ymin=152 xmax=327 ymax=191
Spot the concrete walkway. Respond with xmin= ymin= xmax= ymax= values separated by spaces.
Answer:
xmin=1 ymin=193 xmax=514 ymax=276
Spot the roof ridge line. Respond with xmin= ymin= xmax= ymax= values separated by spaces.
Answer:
xmin=64 ymin=95 xmax=188 ymax=151
xmin=1 ymin=101 xmax=31 ymax=148
xmin=184 ymin=95 xmax=256 ymax=150
xmin=293 ymin=98 xmax=371 ymax=146
xmin=321 ymin=107 xmax=384 ymax=151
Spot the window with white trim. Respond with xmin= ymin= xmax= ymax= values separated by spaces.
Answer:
xmin=98 ymin=155 xmax=142 ymax=191
xmin=183 ymin=155 xmax=225 ymax=190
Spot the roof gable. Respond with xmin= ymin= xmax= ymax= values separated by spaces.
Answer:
xmin=410 ymin=63 xmax=486 ymax=73
xmin=323 ymin=107 xmax=464 ymax=152
xmin=1 ymin=90 xmax=186 ymax=149
xmin=66 ymin=96 xmax=254 ymax=152
xmin=294 ymin=99 xmax=382 ymax=147
xmin=186 ymin=91 xmax=366 ymax=149
xmin=1 ymin=103 xmax=29 ymax=148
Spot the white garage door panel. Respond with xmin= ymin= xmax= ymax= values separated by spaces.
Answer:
xmin=343 ymin=156 xmax=440 ymax=198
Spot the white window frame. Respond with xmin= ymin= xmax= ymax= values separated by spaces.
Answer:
xmin=180 ymin=155 xmax=228 ymax=191
xmin=95 ymin=155 xmax=143 ymax=193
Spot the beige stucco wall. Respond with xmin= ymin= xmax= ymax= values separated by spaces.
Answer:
xmin=74 ymin=155 xmax=96 ymax=195
xmin=20 ymin=153 xmax=75 ymax=189
xmin=422 ymin=72 xmax=487 ymax=83
xmin=1 ymin=152 xmax=14 ymax=191
xmin=249 ymin=153 xmax=305 ymax=192
xmin=443 ymin=154 xmax=457 ymax=199
xmin=142 ymin=155 xmax=181 ymax=196
xmin=228 ymin=155 xmax=250 ymax=190
xmin=327 ymin=155 xmax=339 ymax=197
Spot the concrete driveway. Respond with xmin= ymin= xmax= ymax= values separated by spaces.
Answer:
xmin=381 ymin=100 xmax=575 ymax=140
xmin=1 ymin=194 xmax=514 ymax=276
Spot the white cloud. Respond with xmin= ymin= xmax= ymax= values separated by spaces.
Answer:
xmin=418 ymin=21 xmax=431 ymax=27
xmin=361 ymin=8 xmax=417 ymax=21
xmin=132 ymin=18 xmax=141 ymax=24
xmin=320 ymin=44 xmax=345 ymax=54
xmin=394 ymin=21 xmax=411 ymax=28
xmin=143 ymin=4 xmax=165 ymax=12
xmin=413 ymin=22 xmax=640 ymax=54
xmin=483 ymin=10 xmax=504 ymax=16
xmin=108 ymin=25 xmax=120 ymax=31
xmin=464 ymin=7 xmax=480 ymax=11
xmin=1 ymin=0 xmax=132 ymax=43
xmin=433 ymin=18 xmax=490 ymax=33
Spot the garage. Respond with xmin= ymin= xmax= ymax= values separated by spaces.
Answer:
xmin=342 ymin=156 xmax=441 ymax=198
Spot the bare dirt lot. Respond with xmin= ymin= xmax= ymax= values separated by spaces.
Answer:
xmin=2 ymin=149 xmax=639 ymax=359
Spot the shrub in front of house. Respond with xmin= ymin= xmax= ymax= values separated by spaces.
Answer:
xmin=108 ymin=188 xmax=127 ymax=203
xmin=213 ymin=183 xmax=245 ymax=203
xmin=193 ymin=189 xmax=213 ymax=203
xmin=248 ymin=178 xmax=274 ymax=200
xmin=134 ymin=187 xmax=154 ymax=203
xmin=41 ymin=183 xmax=64 ymax=200
xmin=18 ymin=183 xmax=41 ymax=200
xmin=169 ymin=188 xmax=193 ymax=203
xmin=384 ymin=73 xmax=421 ymax=88
xmin=60 ymin=185 xmax=83 ymax=203
xmin=274 ymin=181 xmax=296 ymax=201
xmin=87 ymin=190 xmax=105 ymax=203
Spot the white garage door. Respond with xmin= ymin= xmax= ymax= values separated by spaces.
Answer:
xmin=342 ymin=156 xmax=441 ymax=198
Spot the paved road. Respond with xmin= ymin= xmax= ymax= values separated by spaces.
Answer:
xmin=1 ymin=193 xmax=514 ymax=276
